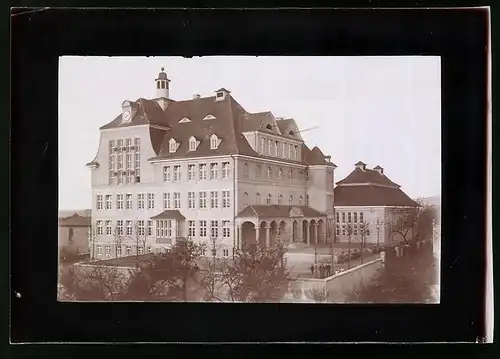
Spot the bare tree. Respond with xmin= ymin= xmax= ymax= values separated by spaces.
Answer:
xmin=113 ymin=229 xmax=124 ymax=259
xmin=218 ymin=239 xmax=291 ymax=302
xmin=342 ymin=223 xmax=354 ymax=269
xmin=358 ymin=221 xmax=370 ymax=264
xmin=388 ymin=198 xmax=435 ymax=245
xmin=59 ymin=264 xmax=129 ymax=301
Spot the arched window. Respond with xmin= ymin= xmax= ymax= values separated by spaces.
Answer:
xmin=243 ymin=192 xmax=249 ymax=206
xmin=157 ymin=81 xmax=161 ymax=89
xmin=289 ymin=169 xmax=293 ymax=180
xmin=299 ymin=196 xmax=303 ymax=205
xmin=161 ymin=81 xmax=166 ymax=89
xmin=278 ymin=195 xmax=283 ymax=205
xmin=277 ymin=168 xmax=283 ymax=179
xmin=256 ymin=165 xmax=261 ymax=178
xmin=288 ymin=195 xmax=293 ymax=205
xmin=243 ymin=163 xmax=249 ymax=177
xmin=267 ymin=194 xmax=272 ymax=205
xmin=256 ymin=193 xmax=261 ymax=204
xmin=267 ymin=166 xmax=272 ymax=178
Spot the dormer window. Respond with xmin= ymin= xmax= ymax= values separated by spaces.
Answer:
xmin=179 ymin=117 xmax=191 ymax=123
xmin=216 ymin=92 xmax=224 ymax=98
xmin=203 ymin=114 xmax=216 ymax=121
xmin=210 ymin=134 xmax=221 ymax=150
xmin=266 ymin=124 xmax=273 ymax=130
xmin=215 ymin=88 xmax=230 ymax=102
xmin=189 ymin=136 xmax=199 ymax=151
xmin=169 ymin=138 xmax=178 ymax=153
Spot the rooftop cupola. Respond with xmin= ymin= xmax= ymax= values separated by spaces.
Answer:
xmin=373 ymin=165 xmax=384 ymax=175
xmin=354 ymin=161 xmax=367 ymax=171
xmin=215 ymin=87 xmax=230 ymax=101
xmin=155 ymin=66 xmax=170 ymax=99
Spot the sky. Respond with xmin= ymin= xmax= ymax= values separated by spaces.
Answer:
xmin=59 ymin=56 xmax=441 ymax=210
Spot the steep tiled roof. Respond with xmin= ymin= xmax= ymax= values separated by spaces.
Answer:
xmin=336 ymin=167 xmax=400 ymax=187
xmin=59 ymin=213 xmax=91 ymax=227
xmin=300 ymin=144 xmax=333 ymax=166
xmin=276 ymin=118 xmax=303 ymax=140
xmin=240 ymin=111 xmax=280 ymax=135
xmin=150 ymin=210 xmax=186 ymax=221
xmin=334 ymin=185 xmax=418 ymax=207
xmin=99 ymin=98 xmax=172 ymax=130
xmin=237 ymin=205 xmax=325 ymax=219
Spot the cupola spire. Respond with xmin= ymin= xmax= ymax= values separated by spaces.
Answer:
xmin=155 ymin=66 xmax=170 ymax=99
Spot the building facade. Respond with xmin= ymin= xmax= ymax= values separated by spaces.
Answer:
xmin=87 ymin=68 xmax=336 ymax=259
xmin=59 ymin=213 xmax=91 ymax=256
xmin=334 ymin=161 xmax=418 ymax=246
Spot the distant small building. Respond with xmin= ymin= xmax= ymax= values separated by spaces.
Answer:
xmin=59 ymin=213 xmax=91 ymax=256
xmin=333 ymin=161 xmax=418 ymax=245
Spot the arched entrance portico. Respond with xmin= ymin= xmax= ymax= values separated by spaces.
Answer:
xmin=292 ymin=220 xmax=298 ymax=242
xmin=241 ymin=221 xmax=257 ymax=250
xmin=318 ymin=219 xmax=325 ymax=244
xmin=309 ymin=220 xmax=317 ymax=244
xmin=302 ymin=220 xmax=309 ymax=244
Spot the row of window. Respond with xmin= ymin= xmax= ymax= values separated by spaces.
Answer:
xmin=242 ymin=163 xmax=308 ymax=182
xmin=242 ymin=192 xmax=309 ymax=206
xmin=95 ymin=244 xmax=231 ymax=258
xmin=109 ymin=138 xmax=141 ymax=185
xmin=94 ymin=219 xmax=232 ymax=239
xmin=258 ymin=136 xmax=300 ymax=161
xmin=335 ymin=223 xmax=371 ymax=236
xmin=169 ymin=134 xmax=221 ymax=153
xmin=336 ymin=212 xmax=365 ymax=224
xmin=163 ymin=162 xmax=231 ymax=182
xmin=96 ymin=191 xmax=232 ymax=211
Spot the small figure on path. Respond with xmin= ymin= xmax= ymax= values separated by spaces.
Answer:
xmin=310 ymin=264 xmax=314 ymax=276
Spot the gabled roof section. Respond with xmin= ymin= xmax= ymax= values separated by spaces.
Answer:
xmin=276 ymin=118 xmax=303 ymax=140
xmin=237 ymin=205 xmax=325 ymax=219
xmin=150 ymin=210 xmax=186 ymax=221
xmin=334 ymin=185 xmax=418 ymax=207
xmin=240 ymin=111 xmax=281 ymax=135
xmin=301 ymin=144 xmax=333 ymax=166
xmin=179 ymin=117 xmax=191 ymax=123
xmin=99 ymin=98 xmax=171 ymax=130
xmin=59 ymin=213 xmax=91 ymax=227
xmin=336 ymin=167 xmax=400 ymax=187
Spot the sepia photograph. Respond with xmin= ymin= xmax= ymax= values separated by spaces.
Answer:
xmin=57 ymin=56 xmax=442 ymax=304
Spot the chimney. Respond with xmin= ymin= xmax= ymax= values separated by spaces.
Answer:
xmin=276 ymin=116 xmax=284 ymax=120
xmin=374 ymin=165 xmax=384 ymax=175
xmin=354 ymin=161 xmax=367 ymax=172
xmin=192 ymin=94 xmax=201 ymax=99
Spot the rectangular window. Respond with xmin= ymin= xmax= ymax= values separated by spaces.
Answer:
xmin=96 ymin=220 xmax=103 ymax=235
xmin=116 ymin=220 xmax=124 ymax=236
xmin=210 ymin=163 xmax=218 ymax=180
xmin=222 ymin=191 xmax=230 ymax=208
xmin=199 ymin=164 xmax=207 ymax=180
xmin=147 ymin=193 xmax=155 ymax=209
xmin=156 ymin=220 xmax=172 ymax=238
xmin=305 ymin=171 xmax=309 ymax=181
xmin=336 ymin=212 xmax=340 ymax=223
xmin=163 ymin=166 xmax=171 ymax=182
xmin=260 ymin=137 xmax=265 ymax=153
xmin=306 ymin=195 xmax=309 ymax=206
xmin=127 ymin=170 xmax=134 ymax=184
xmin=96 ymin=245 xmax=103 ymax=256
xmin=147 ymin=220 xmax=152 ymax=236
xmin=96 ymin=195 xmax=103 ymax=210
xmin=174 ymin=192 xmax=181 ymax=209
xmin=199 ymin=191 xmax=207 ymax=209
xmin=137 ymin=220 xmax=145 ymax=236
xmin=294 ymin=145 xmax=299 ymax=160
xmin=336 ymin=225 xmax=340 ymax=236
xmin=137 ymin=193 xmax=145 ymax=209
xmin=134 ymin=152 xmax=140 ymax=169
xmin=163 ymin=192 xmax=171 ymax=209
xmin=126 ymin=246 xmax=132 ymax=256
xmin=200 ymin=220 xmax=207 ymax=237
xmin=188 ymin=192 xmax=196 ymax=209
xmin=173 ymin=165 xmax=181 ymax=182
xmin=126 ymin=153 xmax=132 ymax=169
xmin=348 ymin=212 xmax=352 ymax=223
xmin=354 ymin=213 xmax=358 ymax=223
xmin=289 ymin=144 xmax=293 ymax=159
xmin=210 ymin=220 xmax=219 ymax=238
xmin=105 ymin=220 xmax=112 ymax=235
xmin=126 ymin=194 xmax=132 ymax=209
xmin=267 ymin=139 xmax=272 ymax=155
xmin=289 ymin=169 xmax=293 ymax=180
xmin=147 ymin=246 xmax=153 ymax=253
xmin=105 ymin=195 xmax=112 ymax=210
xmin=188 ymin=220 xmax=196 ymax=237
xmin=222 ymin=221 xmax=230 ymax=238
xmin=126 ymin=220 xmax=133 ymax=235
xmin=283 ymin=143 xmax=288 ymax=158
xmin=360 ymin=212 xmax=364 ymax=223
xmin=210 ymin=191 xmax=219 ymax=209
xmin=342 ymin=212 xmax=346 ymax=223
xmin=138 ymin=246 xmax=144 ymax=255
xmin=116 ymin=194 xmax=124 ymax=210
xmin=223 ymin=249 xmax=229 ymax=258
xmin=188 ymin=164 xmax=196 ymax=181
xmin=116 ymin=246 xmax=122 ymax=257
xmin=222 ymin=162 xmax=230 ymax=178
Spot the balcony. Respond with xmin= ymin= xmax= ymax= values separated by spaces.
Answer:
xmin=156 ymin=238 xmax=172 ymax=244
